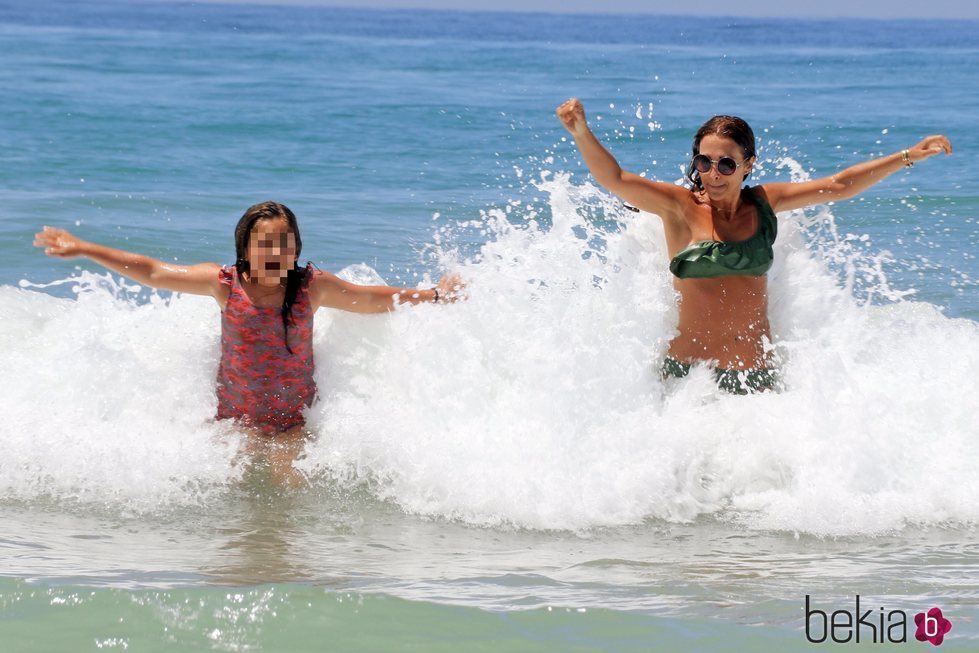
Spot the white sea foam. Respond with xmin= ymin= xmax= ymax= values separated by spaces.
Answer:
xmin=2 ymin=173 xmax=977 ymax=536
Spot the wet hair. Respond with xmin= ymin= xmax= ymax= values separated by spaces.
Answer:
xmin=685 ymin=115 xmax=757 ymax=191
xmin=234 ymin=201 xmax=307 ymax=353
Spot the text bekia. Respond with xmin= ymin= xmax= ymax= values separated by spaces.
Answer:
xmin=804 ymin=596 xmax=952 ymax=646
xmin=805 ymin=595 xmax=906 ymax=644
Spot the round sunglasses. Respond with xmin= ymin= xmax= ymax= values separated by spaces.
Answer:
xmin=692 ymin=154 xmax=749 ymax=176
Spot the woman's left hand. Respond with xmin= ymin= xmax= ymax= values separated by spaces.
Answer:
xmin=436 ymin=273 xmax=466 ymax=303
xmin=908 ymin=135 xmax=953 ymax=163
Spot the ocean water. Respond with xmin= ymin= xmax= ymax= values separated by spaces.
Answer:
xmin=1 ymin=1 xmax=978 ymax=650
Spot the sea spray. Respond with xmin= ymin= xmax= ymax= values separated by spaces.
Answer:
xmin=2 ymin=175 xmax=977 ymax=535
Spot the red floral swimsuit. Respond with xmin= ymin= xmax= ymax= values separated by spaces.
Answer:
xmin=216 ymin=265 xmax=316 ymax=433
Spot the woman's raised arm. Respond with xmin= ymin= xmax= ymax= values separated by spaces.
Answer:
xmin=763 ymin=135 xmax=952 ymax=213
xmin=556 ymin=98 xmax=687 ymax=222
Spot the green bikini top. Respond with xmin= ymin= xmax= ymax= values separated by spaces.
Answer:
xmin=669 ymin=186 xmax=778 ymax=279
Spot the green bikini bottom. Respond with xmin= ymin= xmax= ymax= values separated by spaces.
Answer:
xmin=660 ymin=356 xmax=780 ymax=395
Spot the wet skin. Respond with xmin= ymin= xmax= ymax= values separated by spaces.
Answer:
xmin=664 ymin=134 xmax=771 ymax=370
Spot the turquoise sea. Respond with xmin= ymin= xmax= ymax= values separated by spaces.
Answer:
xmin=1 ymin=1 xmax=978 ymax=650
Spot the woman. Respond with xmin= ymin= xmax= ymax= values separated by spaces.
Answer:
xmin=556 ymin=98 xmax=951 ymax=393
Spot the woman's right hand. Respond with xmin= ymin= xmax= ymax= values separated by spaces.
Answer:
xmin=33 ymin=226 xmax=86 ymax=258
xmin=556 ymin=98 xmax=589 ymax=136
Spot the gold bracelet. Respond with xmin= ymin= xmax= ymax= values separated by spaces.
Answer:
xmin=901 ymin=149 xmax=913 ymax=168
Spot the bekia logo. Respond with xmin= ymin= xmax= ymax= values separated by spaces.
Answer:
xmin=805 ymin=595 xmax=952 ymax=646
xmin=914 ymin=608 xmax=953 ymax=646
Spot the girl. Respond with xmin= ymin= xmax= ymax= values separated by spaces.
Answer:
xmin=34 ymin=201 xmax=462 ymax=438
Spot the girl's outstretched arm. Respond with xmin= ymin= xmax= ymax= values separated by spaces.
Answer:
xmin=33 ymin=226 xmax=223 ymax=299
xmin=310 ymin=269 xmax=463 ymax=314
xmin=763 ymin=135 xmax=953 ymax=213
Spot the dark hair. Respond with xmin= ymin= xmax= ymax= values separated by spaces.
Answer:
xmin=685 ymin=115 xmax=757 ymax=191
xmin=234 ymin=201 xmax=307 ymax=353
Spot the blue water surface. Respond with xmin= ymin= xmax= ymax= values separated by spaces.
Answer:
xmin=2 ymin=0 xmax=977 ymax=312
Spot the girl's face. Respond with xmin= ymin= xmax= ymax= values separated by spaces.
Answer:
xmin=246 ymin=218 xmax=297 ymax=286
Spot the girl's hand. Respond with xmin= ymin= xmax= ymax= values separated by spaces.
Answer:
xmin=436 ymin=273 xmax=466 ymax=303
xmin=34 ymin=226 xmax=86 ymax=258
xmin=908 ymin=135 xmax=952 ymax=163
xmin=556 ymin=98 xmax=590 ymax=137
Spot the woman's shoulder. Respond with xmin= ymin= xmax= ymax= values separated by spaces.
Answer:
xmin=745 ymin=185 xmax=778 ymax=215
xmin=685 ymin=188 xmax=707 ymax=205
xmin=681 ymin=188 xmax=719 ymax=214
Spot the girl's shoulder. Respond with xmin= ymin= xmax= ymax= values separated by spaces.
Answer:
xmin=218 ymin=265 xmax=236 ymax=287
xmin=299 ymin=262 xmax=316 ymax=288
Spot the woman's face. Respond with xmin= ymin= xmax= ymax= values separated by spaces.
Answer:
xmin=246 ymin=218 xmax=297 ymax=286
xmin=696 ymin=133 xmax=753 ymax=200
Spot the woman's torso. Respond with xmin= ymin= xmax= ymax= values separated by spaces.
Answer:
xmin=663 ymin=186 xmax=776 ymax=369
